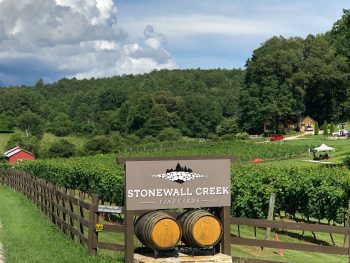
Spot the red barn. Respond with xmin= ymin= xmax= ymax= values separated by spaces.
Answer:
xmin=4 ymin=146 xmax=35 ymax=164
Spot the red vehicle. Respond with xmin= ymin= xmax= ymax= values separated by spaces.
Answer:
xmin=270 ymin=135 xmax=284 ymax=141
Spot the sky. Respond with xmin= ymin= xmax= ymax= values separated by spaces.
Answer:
xmin=0 ymin=0 xmax=348 ymax=86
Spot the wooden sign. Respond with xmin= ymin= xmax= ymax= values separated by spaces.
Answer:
xmin=125 ymin=157 xmax=231 ymax=211
xmin=98 ymin=205 xmax=123 ymax=213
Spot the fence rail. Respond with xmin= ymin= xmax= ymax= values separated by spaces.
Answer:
xmin=0 ymin=169 xmax=124 ymax=255
xmin=2 ymin=169 xmax=350 ymax=262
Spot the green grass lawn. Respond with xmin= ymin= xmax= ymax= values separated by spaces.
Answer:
xmin=230 ymin=215 xmax=349 ymax=263
xmin=0 ymin=184 xmax=123 ymax=263
xmin=281 ymin=135 xmax=350 ymax=164
xmin=0 ymin=133 xmax=12 ymax=153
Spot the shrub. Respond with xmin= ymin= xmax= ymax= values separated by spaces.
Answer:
xmin=47 ymin=139 xmax=76 ymax=158
xmin=323 ymin=121 xmax=328 ymax=136
xmin=329 ymin=122 xmax=335 ymax=134
xmin=235 ymin=132 xmax=249 ymax=140
xmin=143 ymin=135 xmax=159 ymax=144
xmin=314 ymin=122 xmax=319 ymax=135
xmin=110 ymin=131 xmax=125 ymax=152
xmin=84 ymin=135 xmax=111 ymax=154
xmin=157 ymin=128 xmax=182 ymax=142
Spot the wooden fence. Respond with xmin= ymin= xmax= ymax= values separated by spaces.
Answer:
xmin=0 ymin=169 xmax=125 ymax=255
xmin=1 ymin=169 xmax=350 ymax=262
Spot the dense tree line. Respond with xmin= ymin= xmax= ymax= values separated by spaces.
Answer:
xmin=0 ymin=69 xmax=243 ymax=141
xmin=240 ymin=10 xmax=350 ymax=133
xmin=1 ymin=9 xmax=350 ymax=141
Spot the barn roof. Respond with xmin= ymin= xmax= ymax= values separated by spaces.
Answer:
xmin=4 ymin=146 xmax=34 ymax=158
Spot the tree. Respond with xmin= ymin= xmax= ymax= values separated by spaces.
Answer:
xmin=84 ymin=135 xmax=111 ymax=155
xmin=6 ymin=132 xmax=24 ymax=149
xmin=98 ymin=87 xmax=127 ymax=111
xmin=110 ymin=131 xmax=125 ymax=151
xmin=141 ymin=105 xmax=171 ymax=137
xmin=127 ymin=95 xmax=154 ymax=133
xmin=329 ymin=9 xmax=350 ymax=62
xmin=179 ymin=94 xmax=221 ymax=137
xmin=323 ymin=121 xmax=328 ymax=136
xmin=47 ymin=139 xmax=76 ymax=158
xmin=157 ymin=128 xmax=182 ymax=142
xmin=329 ymin=123 xmax=335 ymax=134
xmin=216 ymin=117 xmax=240 ymax=136
xmin=0 ymin=113 xmax=14 ymax=132
xmin=301 ymin=34 xmax=348 ymax=123
xmin=6 ymin=134 xmax=40 ymax=157
xmin=240 ymin=36 xmax=305 ymax=133
xmin=16 ymin=111 xmax=44 ymax=138
xmin=50 ymin=113 xmax=74 ymax=136
xmin=314 ymin=122 xmax=319 ymax=135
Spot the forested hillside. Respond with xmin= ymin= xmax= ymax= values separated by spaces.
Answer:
xmin=0 ymin=69 xmax=243 ymax=138
xmin=0 ymin=10 xmax=350 ymax=147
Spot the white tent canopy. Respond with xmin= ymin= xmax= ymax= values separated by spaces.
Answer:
xmin=313 ymin=144 xmax=335 ymax=152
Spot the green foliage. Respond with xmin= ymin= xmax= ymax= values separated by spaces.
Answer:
xmin=0 ymin=113 xmax=14 ymax=132
xmin=0 ymin=69 xmax=243 ymax=139
xmin=329 ymin=122 xmax=336 ymax=134
xmin=323 ymin=121 xmax=328 ymax=136
xmin=240 ymin=36 xmax=305 ymax=133
xmin=235 ymin=132 xmax=249 ymax=140
xmin=314 ymin=122 xmax=319 ymax=135
xmin=241 ymin=32 xmax=349 ymax=133
xmin=6 ymin=132 xmax=24 ymax=149
xmin=216 ymin=117 xmax=240 ymax=136
xmin=6 ymin=133 xmax=40 ymax=157
xmin=16 ymin=110 xmax=44 ymax=138
xmin=14 ymin=151 xmax=350 ymax=224
xmin=84 ymin=135 xmax=112 ymax=155
xmin=120 ymin=140 xmax=309 ymax=162
xmin=123 ymin=134 xmax=141 ymax=146
xmin=329 ymin=9 xmax=350 ymax=61
xmin=157 ymin=128 xmax=182 ymax=142
xmin=142 ymin=135 xmax=159 ymax=144
xmin=180 ymin=94 xmax=221 ymax=137
xmin=16 ymin=157 xmax=124 ymax=205
xmin=109 ymin=131 xmax=126 ymax=151
xmin=49 ymin=113 xmax=74 ymax=136
xmin=47 ymin=139 xmax=76 ymax=158
xmin=231 ymin=164 xmax=350 ymax=223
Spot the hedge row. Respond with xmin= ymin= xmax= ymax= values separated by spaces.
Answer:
xmin=232 ymin=164 xmax=350 ymax=223
xmin=6 ymin=158 xmax=350 ymax=224
xmin=16 ymin=158 xmax=124 ymax=205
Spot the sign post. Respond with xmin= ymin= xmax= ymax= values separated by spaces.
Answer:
xmin=118 ymin=156 xmax=233 ymax=261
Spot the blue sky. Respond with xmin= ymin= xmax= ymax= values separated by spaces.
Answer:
xmin=0 ymin=0 xmax=348 ymax=86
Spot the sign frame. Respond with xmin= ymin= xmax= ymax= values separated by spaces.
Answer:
xmin=117 ymin=156 xmax=234 ymax=262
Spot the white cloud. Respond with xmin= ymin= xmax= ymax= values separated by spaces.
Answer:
xmin=0 ymin=0 xmax=176 ymax=85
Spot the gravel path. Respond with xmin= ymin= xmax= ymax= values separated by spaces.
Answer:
xmin=0 ymin=220 xmax=3 ymax=263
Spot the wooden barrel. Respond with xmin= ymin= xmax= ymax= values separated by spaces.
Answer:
xmin=135 ymin=211 xmax=181 ymax=250
xmin=177 ymin=209 xmax=222 ymax=248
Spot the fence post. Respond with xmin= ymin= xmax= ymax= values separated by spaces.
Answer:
xmin=344 ymin=200 xmax=350 ymax=247
xmin=88 ymin=194 xmax=99 ymax=255
xmin=78 ymin=192 xmax=85 ymax=244
xmin=125 ymin=210 xmax=134 ymax=262
xmin=265 ymin=193 xmax=276 ymax=240
xmin=219 ymin=206 xmax=231 ymax=255
xmin=68 ymin=189 xmax=75 ymax=240
xmin=348 ymin=226 xmax=350 ymax=263
xmin=61 ymin=187 xmax=67 ymax=234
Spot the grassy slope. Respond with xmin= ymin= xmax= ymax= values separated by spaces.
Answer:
xmin=0 ymin=132 xmax=86 ymax=154
xmin=0 ymin=184 xmax=122 ymax=263
xmin=231 ymin=223 xmax=347 ymax=262
xmin=0 ymin=133 xmax=11 ymax=153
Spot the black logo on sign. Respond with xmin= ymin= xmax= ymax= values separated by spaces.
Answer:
xmin=151 ymin=163 xmax=207 ymax=184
